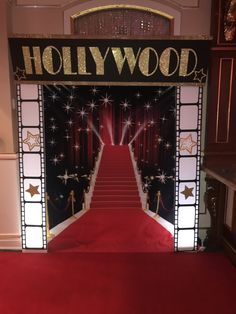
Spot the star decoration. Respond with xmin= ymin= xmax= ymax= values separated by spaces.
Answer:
xmin=26 ymin=184 xmax=40 ymax=197
xmin=193 ymin=68 xmax=207 ymax=83
xmin=120 ymin=99 xmax=131 ymax=111
xmin=135 ymin=92 xmax=141 ymax=98
xmin=14 ymin=67 xmax=26 ymax=80
xmin=100 ymin=93 xmax=113 ymax=108
xmin=49 ymin=138 xmax=56 ymax=147
xmin=77 ymin=107 xmax=88 ymax=119
xmin=156 ymin=171 xmax=167 ymax=184
xmin=50 ymin=155 xmax=60 ymax=166
xmin=160 ymin=115 xmax=168 ymax=123
xmin=144 ymin=102 xmax=152 ymax=111
xmin=91 ymin=86 xmax=99 ymax=95
xmin=64 ymin=133 xmax=71 ymax=142
xmin=73 ymin=143 xmax=80 ymax=151
xmin=87 ymin=100 xmax=97 ymax=111
xmin=63 ymin=102 xmax=73 ymax=114
xmin=22 ymin=131 xmax=40 ymax=151
xmin=49 ymin=92 xmax=59 ymax=102
xmin=57 ymin=169 xmax=78 ymax=185
xmin=66 ymin=119 xmax=73 ymax=127
xmin=124 ymin=117 xmax=133 ymax=127
xmin=50 ymin=124 xmax=58 ymax=132
xmin=181 ymin=185 xmax=194 ymax=199
xmin=180 ymin=134 xmax=197 ymax=154
xmin=68 ymin=93 xmax=75 ymax=101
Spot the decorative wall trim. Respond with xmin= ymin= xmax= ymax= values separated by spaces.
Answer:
xmin=0 ymin=153 xmax=18 ymax=160
xmin=0 ymin=233 xmax=21 ymax=250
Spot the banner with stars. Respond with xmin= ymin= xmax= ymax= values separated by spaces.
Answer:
xmin=9 ymin=37 xmax=211 ymax=85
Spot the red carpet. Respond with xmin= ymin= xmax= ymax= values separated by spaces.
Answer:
xmin=0 ymin=251 xmax=236 ymax=314
xmin=49 ymin=145 xmax=173 ymax=252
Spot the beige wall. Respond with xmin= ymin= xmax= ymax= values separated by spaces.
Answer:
xmin=12 ymin=7 xmax=64 ymax=34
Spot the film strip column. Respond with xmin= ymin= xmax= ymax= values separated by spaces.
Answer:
xmin=175 ymin=86 xmax=202 ymax=251
xmin=17 ymin=84 xmax=47 ymax=250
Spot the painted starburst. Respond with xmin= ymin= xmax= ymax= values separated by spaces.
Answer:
xmin=66 ymin=119 xmax=74 ymax=127
xmin=90 ymin=86 xmax=99 ymax=95
xmin=50 ymin=123 xmax=58 ymax=132
xmin=120 ymin=99 xmax=131 ymax=111
xmin=144 ymin=102 xmax=152 ymax=111
xmin=156 ymin=171 xmax=167 ymax=184
xmin=77 ymin=107 xmax=88 ymax=119
xmin=135 ymin=91 xmax=141 ymax=99
xmin=100 ymin=93 xmax=113 ymax=108
xmin=63 ymin=102 xmax=73 ymax=114
xmin=50 ymin=155 xmax=60 ymax=166
xmin=86 ymin=100 xmax=97 ymax=111
xmin=67 ymin=93 xmax=75 ymax=101
xmin=124 ymin=117 xmax=133 ymax=127
xmin=73 ymin=143 xmax=80 ymax=151
xmin=160 ymin=115 xmax=168 ymax=123
xmin=193 ymin=68 xmax=207 ymax=83
xmin=49 ymin=138 xmax=56 ymax=147
xmin=49 ymin=92 xmax=59 ymax=102
xmin=14 ymin=67 xmax=26 ymax=81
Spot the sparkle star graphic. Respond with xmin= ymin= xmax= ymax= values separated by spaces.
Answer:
xmin=179 ymin=134 xmax=197 ymax=154
xmin=26 ymin=184 xmax=40 ymax=197
xmin=181 ymin=185 xmax=194 ymax=199
xmin=193 ymin=68 xmax=207 ymax=83
xmin=14 ymin=67 xmax=26 ymax=80
xmin=22 ymin=131 xmax=40 ymax=151
xmin=100 ymin=93 xmax=113 ymax=108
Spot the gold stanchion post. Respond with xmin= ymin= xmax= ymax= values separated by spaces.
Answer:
xmin=83 ymin=189 xmax=86 ymax=211
xmin=46 ymin=193 xmax=55 ymax=239
xmin=155 ymin=190 xmax=161 ymax=216
xmin=70 ymin=190 xmax=76 ymax=218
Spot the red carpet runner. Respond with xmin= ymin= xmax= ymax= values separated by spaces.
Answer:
xmin=49 ymin=145 xmax=172 ymax=252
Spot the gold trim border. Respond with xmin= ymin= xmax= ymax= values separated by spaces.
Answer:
xmin=70 ymin=5 xmax=174 ymax=21
xmin=15 ymin=81 xmax=205 ymax=87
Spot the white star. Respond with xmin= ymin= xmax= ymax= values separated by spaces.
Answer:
xmin=77 ymin=107 xmax=88 ymax=119
xmin=144 ymin=102 xmax=152 ymax=111
xmin=87 ymin=100 xmax=97 ymax=111
xmin=49 ymin=92 xmax=58 ymax=102
xmin=160 ymin=115 xmax=168 ymax=123
xmin=50 ymin=155 xmax=60 ymax=165
xmin=68 ymin=93 xmax=75 ymax=101
xmin=67 ymin=119 xmax=73 ymax=127
xmin=135 ymin=92 xmax=141 ymax=98
xmin=120 ymin=99 xmax=131 ymax=111
xmin=50 ymin=124 xmax=58 ymax=132
xmin=165 ymin=142 xmax=172 ymax=150
xmin=49 ymin=138 xmax=56 ymax=146
xmin=73 ymin=143 xmax=80 ymax=151
xmin=100 ymin=93 xmax=113 ymax=108
xmin=64 ymin=133 xmax=71 ymax=142
xmin=156 ymin=171 xmax=167 ymax=184
xmin=91 ymin=86 xmax=99 ymax=95
xmin=63 ymin=102 xmax=73 ymax=114
xmin=124 ymin=117 xmax=133 ymax=127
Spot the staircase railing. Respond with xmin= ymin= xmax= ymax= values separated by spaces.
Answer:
xmin=85 ymin=144 xmax=104 ymax=210
xmin=128 ymin=144 xmax=147 ymax=210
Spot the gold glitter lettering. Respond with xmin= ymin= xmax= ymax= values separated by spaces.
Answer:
xmin=138 ymin=48 xmax=158 ymax=77
xmin=22 ymin=46 xmax=43 ymax=75
xmin=62 ymin=47 xmax=77 ymax=75
xmin=77 ymin=47 xmax=92 ymax=75
xmin=179 ymin=49 xmax=198 ymax=77
xmin=160 ymin=48 xmax=179 ymax=77
xmin=42 ymin=46 xmax=62 ymax=75
xmin=111 ymin=47 xmax=141 ymax=75
xmin=89 ymin=47 xmax=109 ymax=75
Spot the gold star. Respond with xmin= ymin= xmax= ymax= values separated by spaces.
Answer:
xmin=14 ymin=67 xmax=26 ymax=81
xmin=181 ymin=185 xmax=194 ymax=199
xmin=23 ymin=131 xmax=40 ymax=151
xmin=179 ymin=134 xmax=197 ymax=154
xmin=26 ymin=184 xmax=40 ymax=197
xmin=193 ymin=68 xmax=207 ymax=83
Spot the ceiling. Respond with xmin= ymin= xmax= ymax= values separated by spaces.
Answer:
xmin=14 ymin=0 xmax=199 ymax=9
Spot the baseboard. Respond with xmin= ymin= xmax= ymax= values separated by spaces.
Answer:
xmin=0 ymin=234 xmax=22 ymax=251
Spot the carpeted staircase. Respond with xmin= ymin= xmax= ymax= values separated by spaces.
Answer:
xmin=90 ymin=145 xmax=141 ymax=210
